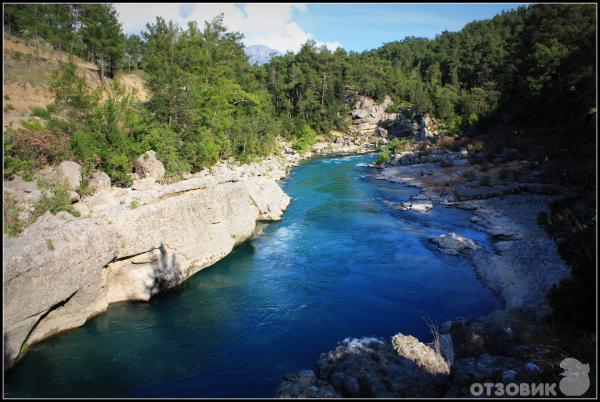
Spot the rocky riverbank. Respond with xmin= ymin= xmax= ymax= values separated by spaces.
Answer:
xmin=372 ymin=145 xmax=570 ymax=315
xmin=2 ymin=129 xmax=378 ymax=370
xmin=277 ymin=144 xmax=576 ymax=398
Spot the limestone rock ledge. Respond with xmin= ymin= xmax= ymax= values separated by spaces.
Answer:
xmin=3 ymin=175 xmax=290 ymax=369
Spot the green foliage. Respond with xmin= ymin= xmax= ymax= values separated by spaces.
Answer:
xmin=3 ymin=196 xmax=26 ymax=236
xmin=2 ymin=4 xmax=595 ymax=195
xmin=33 ymin=184 xmax=80 ymax=218
xmin=45 ymin=238 xmax=55 ymax=251
xmin=5 ymin=4 xmax=126 ymax=77
xmin=388 ymin=137 xmax=413 ymax=153
xmin=31 ymin=106 xmax=51 ymax=120
xmin=539 ymin=197 xmax=596 ymax=331
xmin=104 ymin=153 xmax=132 ymax=186
xmin=292 ymin=124 xmax=317 ymax=153
xmin=376 ymin=146 xmax=391 ymax=165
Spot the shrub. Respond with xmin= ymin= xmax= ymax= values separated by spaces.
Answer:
xmin=45 ymin=238 xmax=55 ymax=251
xmin=8 ymin=124 xmax=71 ymax=166
xmin=103 ymin=153 xmax=132 ymax=186
xmin=31 ymin=106 xmax=51 ymax=120
xmin=292 ymin=124 xmax=317 ymax=154
xmin=3 ymin=195 xmax=25 ymax=236
xmin=540 ymin=197 xmax=596 ymax=331
xmin=70 ymin=130 xmax=101 ymax=167
xmin=32 ymin=185 xmax=80 ymax=218
xmin=376 ymin=146 xmax=391 ymax=164
xmin=438 ymin=136 xmax=462 ymax=151
xmin=389 ymin=137 xmax=413 ymax=153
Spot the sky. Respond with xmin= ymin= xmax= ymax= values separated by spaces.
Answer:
xmin=114 ymin=3 xmax=527 ymax=53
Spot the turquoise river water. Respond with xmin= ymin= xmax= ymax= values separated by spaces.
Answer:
xmin=4 ymin=153 xmax=500 ymax=397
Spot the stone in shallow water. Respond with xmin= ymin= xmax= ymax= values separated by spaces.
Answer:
xmin=429 ymin=232 xmax=478 ymax=255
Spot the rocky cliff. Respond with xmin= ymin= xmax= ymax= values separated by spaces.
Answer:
xmin=3 ymin=157 xmax=291 ymax=369
xmin=349 ymin=96 xmax=438 ymax=142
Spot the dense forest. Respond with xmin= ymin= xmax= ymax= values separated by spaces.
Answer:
xmin=3 ymin=4 xmax=596 ymax=331
xmin=4 ymin=3 xmax=595 ymax=179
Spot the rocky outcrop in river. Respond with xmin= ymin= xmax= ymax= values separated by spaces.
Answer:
xmin=277 ymin=311 xmax=563 ymax=398
xmin=3 ymin=156 xmax=291 ymax=369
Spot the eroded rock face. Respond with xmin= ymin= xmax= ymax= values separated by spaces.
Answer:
xmin=350 ymin=96 xmax=438 ymax=142
xmin=134 ymin=150 xmax=165 ymax=181
xmin=3 ymin=172 xmax=290 ymax=369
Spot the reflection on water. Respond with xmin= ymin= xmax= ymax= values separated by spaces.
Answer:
xmin=4 ymin=153 xmax=499 ymax=398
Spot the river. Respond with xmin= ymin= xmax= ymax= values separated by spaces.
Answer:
xmin=4 ymin=153 xmax=499 ymax=397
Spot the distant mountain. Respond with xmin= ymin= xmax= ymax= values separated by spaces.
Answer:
xmin=245 ymin=44 xmax=282 ymax=65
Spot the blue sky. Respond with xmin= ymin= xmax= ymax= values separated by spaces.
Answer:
xmin=292 ymin=4 xmax=527 ymax=52
xmin=114 ymin=3 xmax=527 ymax=53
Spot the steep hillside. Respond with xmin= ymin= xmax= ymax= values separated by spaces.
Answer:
xmin=3 ymin=36 xmax=148 ymax=128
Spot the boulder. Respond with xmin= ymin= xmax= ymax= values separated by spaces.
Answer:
xmin=276 ymin=370 xmax=340 ymax=398
xmin=399 ymin=195 xmax=433 ymax=213
xmin=3 ymin=175 xmax=42 ymax=205
xmin=376 ymin=126 xmax=388 ymax=138
xmin=134 ymin=150 xmax=165 ymax=181
xmin=56 ymin=161 xmax=82 ymax=190
xmin=449 ymin=318 xmax=515 ymax=358
xmin=313 ymin=336 xmax=447 ymax=397
xmin=445 ymin=354 xmax=524 ymax=397
xmin=89 ymin=171 xmax=111 ymax=191
xmin=68 ymin=191 xmax=80 ymax=203
xmin=391 ymin=333 xmax=450 ymax=375
xmin=429 ymin=232 xmax=478 ymax=255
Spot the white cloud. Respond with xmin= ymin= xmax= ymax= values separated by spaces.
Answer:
xmin=317 ymin=41 xmax=343 ymax=51
xmin=113 ymin=3 xmax=338 ymax=53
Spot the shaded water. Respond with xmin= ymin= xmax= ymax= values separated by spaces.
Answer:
xmin=4 ymin=153 xmax=499 ymax=397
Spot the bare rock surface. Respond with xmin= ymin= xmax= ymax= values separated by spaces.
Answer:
xmin=3 ymin=160 xmax=291 ymax=369
xmin=375 ymin=149 xmax=570 ymax=313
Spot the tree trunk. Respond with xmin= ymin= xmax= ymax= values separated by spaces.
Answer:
xmin=321 ymin=72 xmax=327 ymax=106
xmin=99 ymin=54 xmax=104 ymax=81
